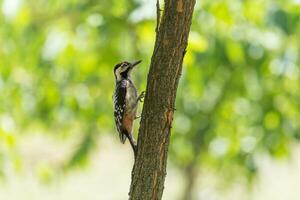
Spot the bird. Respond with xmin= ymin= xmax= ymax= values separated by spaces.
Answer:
xmin=113 ymin=60 xmax=145 ymax=157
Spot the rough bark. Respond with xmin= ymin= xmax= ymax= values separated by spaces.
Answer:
xmin=129 ymin=1 xmax=196 ymax=199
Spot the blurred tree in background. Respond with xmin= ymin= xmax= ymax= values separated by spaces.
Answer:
xmin=0 ymin=0 xmax=299 ymax=199
xmin=171 ymin=1 xmax=300 ymax=199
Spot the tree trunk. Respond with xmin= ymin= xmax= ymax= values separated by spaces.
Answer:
xmin=129 ymin=1 xmax=196 ymax=199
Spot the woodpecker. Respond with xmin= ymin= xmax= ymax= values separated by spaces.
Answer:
xmin=113 ymin=60 xmax=145 ymax=157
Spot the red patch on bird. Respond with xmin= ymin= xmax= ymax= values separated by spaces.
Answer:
xmin=123 ymin=114 xmax=134 ymax=134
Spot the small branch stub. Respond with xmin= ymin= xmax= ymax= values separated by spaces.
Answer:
xmin=156 ymin=0 xmax=161 ymax=33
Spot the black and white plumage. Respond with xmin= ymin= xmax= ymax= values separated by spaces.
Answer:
xmin=113 ymin=60 xmax=144 ymax=156
xmin=113 ymin=79 xmax=128 ymax=143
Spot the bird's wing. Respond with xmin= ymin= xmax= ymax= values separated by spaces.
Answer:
xmin=113 ymin=80 xmax=127 ymax=143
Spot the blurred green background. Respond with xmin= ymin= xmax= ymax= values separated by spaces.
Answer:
xmin=0 ymin=0 xmax=300 ymax=199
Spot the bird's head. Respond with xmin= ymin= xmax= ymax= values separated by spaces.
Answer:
xmin=113 ymin=60 xmax=141 ymax=82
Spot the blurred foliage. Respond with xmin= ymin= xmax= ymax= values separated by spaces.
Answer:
xmin=0 ymin=0 xmax=300 ymax=197
xmin=0 ymin=0 xmax=153 ymax=171
xmin=171 ymin=0 xmax=300 ymax=194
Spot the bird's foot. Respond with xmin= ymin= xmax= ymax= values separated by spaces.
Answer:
xmin=137 ymin=91 xmax=146 ymax=102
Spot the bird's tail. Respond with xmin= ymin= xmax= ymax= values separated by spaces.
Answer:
xmin=119 ymin=131 xmax=127 ymax=144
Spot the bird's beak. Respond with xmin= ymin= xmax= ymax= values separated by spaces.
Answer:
xmin=130 ymin=60 xmax=142 ymax=69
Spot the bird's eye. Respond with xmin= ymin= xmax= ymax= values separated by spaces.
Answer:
xmin=122 ymin=63 xmax=129 ymax=68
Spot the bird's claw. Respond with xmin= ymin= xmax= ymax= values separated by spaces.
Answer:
xmin=138 ymin=91 xmax=146 ymax=102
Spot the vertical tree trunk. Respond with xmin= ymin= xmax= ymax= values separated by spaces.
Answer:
xmin=129 ymin=1 xmax=196 ymax=199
